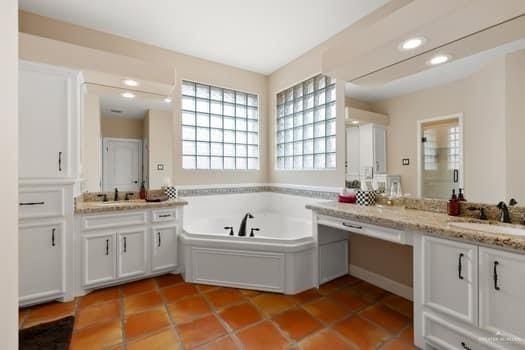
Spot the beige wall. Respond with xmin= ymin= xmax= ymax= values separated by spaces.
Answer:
xmin=372 ymin=57 xmax=508 ymax=202
xmin=19 ymin=11 xmax=268 ymax=186
xmin=147 ymin=109 xmax=174 ymax=189
xmin=505 ymin=50 xmax=525 ymax=202
xmin=1 ymin=0 xmax=19 ymax=346
xmin=101 ymin=116 xmax=144 ymax=139
xmin=82 ymin=93 xmax=101 ymax=192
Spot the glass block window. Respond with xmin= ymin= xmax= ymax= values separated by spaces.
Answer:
xmin=423 ymin=129 xmax=437 ymax=171
xmin=448 ymin=126 xmax=461 ymax=170
xmin=276 ymin=74 xmax=336 ymax=169
xmin=181 ymin=80 xmax=259 ymax=170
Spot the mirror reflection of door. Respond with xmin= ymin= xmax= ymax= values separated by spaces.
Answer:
xmin=102 ymin=138 xmax=142 ymax=192
xmin=419 ymin=115 xmax=463 ymax=199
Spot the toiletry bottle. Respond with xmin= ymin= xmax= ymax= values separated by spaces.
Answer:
xmin=458 ymin=188 xmax=466 ymax=201
xmin=139 ymin=181 xmax=146 ymax=200
xmin=448 ymin=189 xmax=460 ymax=216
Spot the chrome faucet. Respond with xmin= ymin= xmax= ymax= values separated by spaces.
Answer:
xmin=497 ymin=201 xmax=511 ymax=223
xmin=114 ymin=187 xmax=119 ymax=201
xmin=238 ymin=213 xmax=254 ymax=237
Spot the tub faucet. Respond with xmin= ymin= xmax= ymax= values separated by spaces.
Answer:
xmin=497 ymin=201 xmax=511 ymax=223
xmin=238 ymin=213 xmax=254 ymax=237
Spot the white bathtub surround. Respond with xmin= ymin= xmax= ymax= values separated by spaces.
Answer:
xmin=180 ymin=189 xmax=344 ymax=294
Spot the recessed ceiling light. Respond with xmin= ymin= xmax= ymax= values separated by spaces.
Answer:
xmin=398 ymin=37 xmax=426 ymax=51
xmin=121 ymin=91 xmax=136 ymax=99
xmin=428 ymin=54 xmax=451 ymax=66
xmin=122 ymin=79 xmax=139 ymax=87
xmin=164 ymin=97 xmax=172 ymax=103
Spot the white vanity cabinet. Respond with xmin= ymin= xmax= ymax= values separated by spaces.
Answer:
xmin=479 ymin=247 xmax=525 ymax=342
xmin=19 ymin=222 xmax=65 ymax=305
xmin=77 ymin=206 xmax=182 ymax=292
xmin=417 ymin=235 xmax=525 ymax=350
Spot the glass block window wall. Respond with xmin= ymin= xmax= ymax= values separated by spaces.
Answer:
xmin=276 ymin=74 xmax=336 ymax=170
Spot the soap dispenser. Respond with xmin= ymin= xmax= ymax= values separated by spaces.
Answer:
xmin=447 ymin=189 xmax=460 ymax=216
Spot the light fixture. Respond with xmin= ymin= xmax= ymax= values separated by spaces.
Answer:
xmin=164 ymin=97 xmax=172 ymax=103
xmin=398 ymin=37 xmax=426 ymax=51
xmin=428 ymin=54 xmax=451 ymax=66
xmin=351 ymin=120 xmax=360 ymax=125
xmin=122 ymin=79 xmax=139 ymax=87
xmin=121 ymin=91 xmax=136 ymax=99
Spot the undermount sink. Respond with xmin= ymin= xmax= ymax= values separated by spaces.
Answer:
xmin=449 ymin=221 xmax=525 ymax=237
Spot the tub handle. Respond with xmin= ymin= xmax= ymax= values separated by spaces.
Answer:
xmin=250 ymin=228 xmax=260 ymax=237
xmin=224 ymin=226 xmax=234 ymax=236
xmin=342 ymin=222 xmax=363 ymax=230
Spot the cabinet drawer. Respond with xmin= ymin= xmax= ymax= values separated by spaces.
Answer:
xmin=19 ymin=188 xmax=64 ymax=219
xmin=423 ymin=313 xmax=493 ymax=350
xmin=82 ymin=211 xmax=147 ymax=231
xmin=152 ymin=209 xmax=177 ymax=222
xmin=423 ymin=236 xmax=478 ymax=325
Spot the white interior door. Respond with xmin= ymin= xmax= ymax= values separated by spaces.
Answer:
xmin=102 ymin=138 xmax=142 ymax=192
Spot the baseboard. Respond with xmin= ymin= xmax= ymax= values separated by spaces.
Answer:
xmin=349 ymin=264 xmax=413 ymax=301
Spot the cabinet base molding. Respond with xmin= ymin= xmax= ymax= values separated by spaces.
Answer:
xmin=349 ymin=264 xmax=413 ymax=301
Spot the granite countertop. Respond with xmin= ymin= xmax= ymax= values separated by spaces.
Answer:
xmin=75 ymin=198 xmax=188 ymax=214
xmin=307 ymin=201 xmax=525 ymax=252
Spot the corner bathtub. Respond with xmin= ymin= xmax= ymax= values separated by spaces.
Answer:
xmin=180 ymin=212 xmax=316 ymax=294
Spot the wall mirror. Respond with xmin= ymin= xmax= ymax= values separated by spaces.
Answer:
xmin=343 ymin=16 xmax=525 ymax=203
xmin=81 ymin=76 xmax=174 ymax=193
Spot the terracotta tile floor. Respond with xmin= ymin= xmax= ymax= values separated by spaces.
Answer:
xmin=19 ymin=274 xmax=417 ymax=349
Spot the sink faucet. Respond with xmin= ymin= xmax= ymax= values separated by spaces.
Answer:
xmin=497 ymin=201 xmax=511 ymax=223
xmin=238 ymin=213 xmax=254 ymax=237
xmin=114 ymin=188 xmax=119 ymax=201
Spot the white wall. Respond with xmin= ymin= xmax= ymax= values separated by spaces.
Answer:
xmin=81 ymin=92 xmax=101 ymax=192
xmin=0 ymin=0 xmax=19 ymax=347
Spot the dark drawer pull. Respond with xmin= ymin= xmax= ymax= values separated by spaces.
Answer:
xmin=461 ymin=341 xmax=472 ymax=350
xmin=51 ymin=228 xmax=56 ymax=247
xmin=342 ymin=222 xmax=363 ymax=230
xmin=158 ymin=214 xmax=172 ymax=218
xmin=493 ymin=261 xmax=500 ymax=291
xmin=458 ymin=253 xmax=464 ymax=280
xmin=123 ymin=237 xmax=127 ymax=253
xmin=20 ymin=201 xmax=45 ymax=206
xmin=157 ymin=232 xmax=161 ymax=247
xmin=58 ymin=152 xmax=63 ymax=172
xmin=105 ymin=239 xmax=109 ymax=255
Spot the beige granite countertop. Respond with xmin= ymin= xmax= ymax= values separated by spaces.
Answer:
xmin=307 ymin=201 xmax=525 ymax=252
xmin=75 ymin=198 xmax=188 ymax=214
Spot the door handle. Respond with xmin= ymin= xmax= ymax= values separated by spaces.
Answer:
xmin=458 ymin=253 xmax=464 ymax=280
xmin=105 ymin=239 xmax=109 ymax=255
xmin=493 ymin=261 xmax=500 ymax=291
xmin=453 ymin=169 xmax=459 ymax=183
xmin=461 ymin=341 xmax=472 ymax=350
xmin=123 ymin=237 xmax=127 ymax=253
xmin=157 ymin=232 xmax=161 ymax=247
xmin=51 ymin=228 xmax=56 ymax=247
xmin=58 ymin=152 xmax=63 ymax=172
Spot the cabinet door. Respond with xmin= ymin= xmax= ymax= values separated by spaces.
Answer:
xmin=19 ymin=62 xmax=74 ymax=178
xmin=151 ymin=226 xmax=177 ymax=272
xmin=83 ymin=233 xmax=116 ymax=287
xmin=479 ymin=247 xmax=525 ymax=341
xmin=423 ymin=236 xmax=478 ymax=325
xmin=373 ymin=125 xmax=387 ymax=174
xmin=118 ymin=229 xmax=147 ymax=279
xmin=19 ymin=223 xmax=64 ymax=303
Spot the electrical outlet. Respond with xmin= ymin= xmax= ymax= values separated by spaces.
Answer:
xmin=157 ymin=164 xmax=164 ymax=170
xmin=402 ymin=158 xmax=410 ymax=166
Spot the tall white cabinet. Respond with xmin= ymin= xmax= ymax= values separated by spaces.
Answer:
xmin=18 ymin=60 xmax=82 ymax=306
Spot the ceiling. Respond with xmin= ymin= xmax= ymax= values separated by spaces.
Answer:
xmin=86 ymin=84 xmax=172 ymax=119
xmin=346 ymin=39 xmax=525 ymax=102
xmin=18 ymin=0 xmax=388 ymax=75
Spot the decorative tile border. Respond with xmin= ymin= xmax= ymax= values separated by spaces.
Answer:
xmin=177 ymin=185 xmax=338 ymax=200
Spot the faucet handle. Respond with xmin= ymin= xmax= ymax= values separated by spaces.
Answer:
xmin=224 ymin=226 xmax=234 ymax=236
xmin=509 ymin=198 xmax=518 ymax=206
xmin=125 ymin=192 xmax=134 ymax=201
xmin=250 ymin=228 xmax=260 ymax=237
xmin=97 ymin=193 xmax=108 ymax=202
